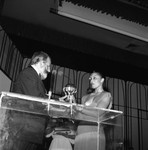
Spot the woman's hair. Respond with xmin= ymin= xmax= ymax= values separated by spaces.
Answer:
xmin=91 ymin=71 xmax=104 ymax=79
xmin=30 ymin=51 xmax=50 ymax=65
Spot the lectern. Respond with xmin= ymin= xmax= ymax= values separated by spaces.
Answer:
xmin=0 ymin=91 xmax=123 ymax=150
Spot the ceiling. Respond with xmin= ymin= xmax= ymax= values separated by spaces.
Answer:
xmin=1 ymin=0 xmax=148 ymax=84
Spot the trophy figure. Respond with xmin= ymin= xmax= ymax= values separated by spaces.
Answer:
xmin=59 ymin=83 xmax=77 ymax=103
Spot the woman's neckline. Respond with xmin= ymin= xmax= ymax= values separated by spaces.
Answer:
xmin=91 ymin=90 xmax=104 ymax=95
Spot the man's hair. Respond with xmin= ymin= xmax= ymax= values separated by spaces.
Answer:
xmin=30 ymin=51 xmax=50 ymax=65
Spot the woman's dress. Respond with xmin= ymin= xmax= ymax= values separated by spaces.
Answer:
xmin=74 ymin=91 xmax=112 ymax=150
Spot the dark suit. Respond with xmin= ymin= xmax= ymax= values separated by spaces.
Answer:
xmin=8 ymin=66 xmax=49 ymax=150
xmin=12 ymin=66 xmax=47 ymax=98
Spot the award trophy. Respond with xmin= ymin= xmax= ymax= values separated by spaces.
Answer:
xmin=62 ymin=83 xmax=77 ymax=103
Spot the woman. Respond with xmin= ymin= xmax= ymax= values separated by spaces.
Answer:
xmin=74 ymin=72 xmax=112 ymax=150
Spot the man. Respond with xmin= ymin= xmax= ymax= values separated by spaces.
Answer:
xmin=9 ymin=51 xmax=52 ymax=150
xmin=12 ymin=51 xmax=51 ymax=98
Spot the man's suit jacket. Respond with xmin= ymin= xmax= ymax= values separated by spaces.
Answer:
xmin=12 ymin=66 xmax=47 ymax=98
xmin=10 ymin=66 xmax=48 ymax=146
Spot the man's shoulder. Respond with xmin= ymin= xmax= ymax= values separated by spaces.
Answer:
xmin=20 ymin=66 xmax=36 ymax=76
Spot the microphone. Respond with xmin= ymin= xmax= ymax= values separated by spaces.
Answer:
xmin=47 ymin=70 xmax=65 ymax=98
xmin=50 ymin=71 xmax=56 ymax=90
xmin=47 ymin=70 xmax=57 ymax=99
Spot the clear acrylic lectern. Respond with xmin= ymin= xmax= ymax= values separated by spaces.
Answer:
xmin=0 ymin=91 xmax=123 ymax=150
